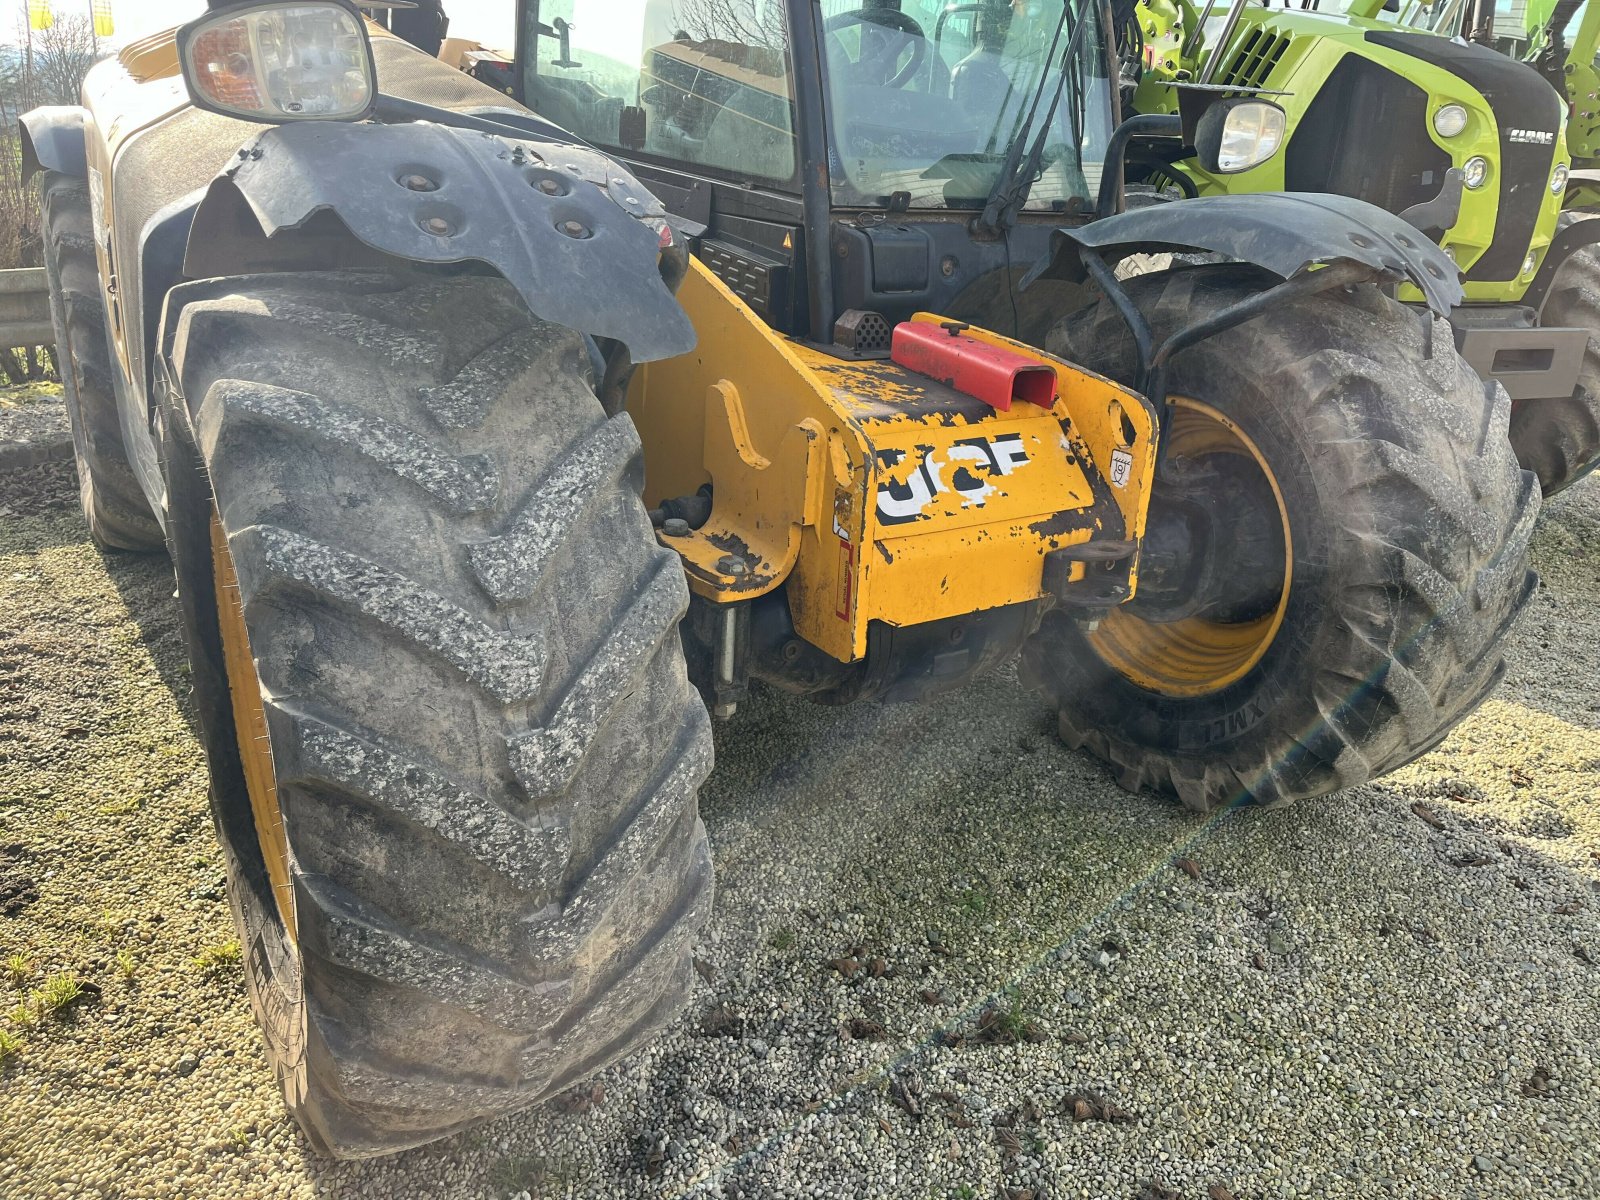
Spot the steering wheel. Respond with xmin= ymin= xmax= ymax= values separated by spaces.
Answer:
xmin=824 ymin=8 xmax=928 ymax=89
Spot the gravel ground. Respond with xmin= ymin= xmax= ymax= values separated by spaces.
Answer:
xmin=0 ymin=382 xmax=69 ymax=471
xmin=0 ymin=444 xmax=1597 ymax=1200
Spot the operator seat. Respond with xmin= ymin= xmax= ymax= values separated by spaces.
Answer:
xmin=949 ymin=1 xmax=1020 ymax=145
xmin=950 ymin=41 xmax=1015 ymax=144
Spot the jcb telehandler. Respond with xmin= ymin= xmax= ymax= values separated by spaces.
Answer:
xmin=1123 ymin=0 xmax=1600 ymax=494
xmin=24 ymin=0 xmax=1535 ymax=1157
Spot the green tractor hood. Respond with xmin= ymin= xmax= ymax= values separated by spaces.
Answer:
xmin=1133 ymin=0 xmax=1570 ymax=304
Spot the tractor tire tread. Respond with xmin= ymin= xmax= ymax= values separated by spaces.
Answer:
xmin=1035 ymin=264 xmax=1537 ymax=812
xmin=167 ymin=269 xmax=713 ymax=1157
xmin=39 ymin=171 xmax=162 ymax=550
xmin=1512 ymin=211 xmax=1600 ymax=495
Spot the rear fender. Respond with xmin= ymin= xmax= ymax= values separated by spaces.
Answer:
xmin=18 ymin=106 xmax=88 ymax=182
xmin=182 ymin=121 xmax=695 ymax=363
xmin=1026 ymin=192 xmax=1466 ymax=317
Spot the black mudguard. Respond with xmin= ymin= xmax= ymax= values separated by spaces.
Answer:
xmin=1027 ymin=192 xmax=1466 ymax=317
xmin=182 ymin=120 xmax=696 ymax=363
xmin=18 ymin=105 xmax=89 ymax=181
xmin=1523 ymin=209 xmax=1600 ymax=317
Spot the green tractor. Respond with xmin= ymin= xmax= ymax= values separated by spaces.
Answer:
xmin=1524 ymin=0 xmax=1600 ymax=207
xmin=1388 ymin=0 xmax=1600 ymax=207
xmin=1420 ymin=0 xmax=1600 ymax=208
xmin=1126 ymin=0 xmax=1600 ymax=494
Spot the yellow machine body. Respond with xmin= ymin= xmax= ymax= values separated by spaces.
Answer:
xmin=81 ymin=23 xmax=1158 ymax=679
xmin=629 ymin=259 xmax=1159 ymax=665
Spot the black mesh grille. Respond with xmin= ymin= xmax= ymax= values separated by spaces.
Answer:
xmin=1284 ymin=56 xmax=1450 ymax=216
xmin=1365 ymin=31 xmax=1563 ymax=282
xmin=1218 ymin=28 xmax=1291 ymax=88
xmin=833 ymin=310 xmax=891 ymax=355
xmin=700 ymin=240 xmax=776 ymax=320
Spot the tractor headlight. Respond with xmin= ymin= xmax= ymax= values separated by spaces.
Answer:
xmin=1195 ymin=99 xmax=1287 ymax=174
xmin=1552 ymin=162 xmax=1571 ymax=194
xmin=177 ymin=0 xmax=376 ymax=123
xmin=1523 ymin=250 xmax=1539 ymax=277
xmin=1462 ymin=156 xmax=1490 ymax=189
xmin=1433 ymin=104 xmax=1469 ymax=138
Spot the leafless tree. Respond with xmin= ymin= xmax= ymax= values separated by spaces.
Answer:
xmin=671 ymin=0 xmax=788 ymax=50
xmin=29 ymin=11 xmax=101 ymax=107
xmin=0 ymin=8 xmax=106 ymax=373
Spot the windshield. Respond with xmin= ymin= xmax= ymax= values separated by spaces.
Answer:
xmin=510 ymin=1 xmax=1113 ymax=208
xmin=519 ymin=0 xmax=800 ymax=185
xmin=1214 ymin=0 xmax=1459 ymax=28
xmin=819 ymin=0 xmax=1115 ymax=210
xmin=1355 ymin=0 xmax=1530 ymax=38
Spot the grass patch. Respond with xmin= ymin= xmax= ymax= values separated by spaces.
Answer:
xmin=81 ymin=910 xmax=121 ymax=943
xmin=0 ymin=1028 xmax=20 ymax=1064
xmin=192 ymin=941 xmax=241 ymax=975
xmin=4 ymin=953 xmax=31 ymax=986
xmin=487 ymin=1153 xmax=570 ymax=1193
xmin=956 ymin=887 xmax=988 ymax=917
xmin=970 ymin=987 xmax=1046 ymax=1046
xmin=0 ymin=380 xmax=62 ymax=408
xmin=769 ymin=926 xmax=795 ymax=951
xmin=32 ymin=972 xmax=83 ymax=1020
xmin=115 ymin=948 xmax=137 ymax=981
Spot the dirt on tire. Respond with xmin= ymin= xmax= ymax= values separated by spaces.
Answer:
xmin=161 ymin=269 xmax=715 ymax=1156
xmin=1512 ymin=211 xmax=1600 ymax=496
xmin=38 ymin=171 xmax=163 ymax=552
xmin=1024 ymin=263 xmax=1540 ymax=811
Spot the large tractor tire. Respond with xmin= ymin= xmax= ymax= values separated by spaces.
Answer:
xmin=1023 ymin=264 xmax=1539 ymax=812
xmin=160 ymin=269 xmax=714 ymax=1156
xmin=1516 ymin=211 xmax=1600 ymax=495
xmin=38 ymin=170 xmax=163 ymax=551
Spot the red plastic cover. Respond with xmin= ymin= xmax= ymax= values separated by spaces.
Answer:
xmin=890 ymin=322 xmax=1057 ymax=412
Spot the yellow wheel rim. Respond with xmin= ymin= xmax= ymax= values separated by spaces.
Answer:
xmin=211 ymin=513 xmax=297 ymax=941
xmin=1089 ymin=397 xmax=1292 ymax=698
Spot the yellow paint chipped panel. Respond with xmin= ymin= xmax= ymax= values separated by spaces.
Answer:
xmin=868 ymin=420 xmax=1091 ymax=537
xmin=632 ymin=257 xmax=1159 ymax=663
xmin=921 ymin=314 xmax=1159 ymax=561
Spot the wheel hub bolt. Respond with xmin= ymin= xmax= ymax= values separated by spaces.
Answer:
xmin=421 ymin=216 xmax=453 ymax=236
xmin=560 ymin=219 xmax=590 ymax=238
xmin=401 ymin=174 xmax=437 ymax=192
xmin=662 ymin=518 xmax=691 ymax=537
xmin=537 ymin=178 xmax=562 ymax=195
xmin=717 ymin=555 xmax=748 ymax=577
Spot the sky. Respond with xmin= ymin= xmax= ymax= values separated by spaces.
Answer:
xmin=11 ymin=1 xmax=519 ymax=49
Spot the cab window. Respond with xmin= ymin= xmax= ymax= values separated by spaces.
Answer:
xmin=817 ymin=0 xmax=1113 ymax=210
xmin=520 ymin=0 xmax=798 ymax=184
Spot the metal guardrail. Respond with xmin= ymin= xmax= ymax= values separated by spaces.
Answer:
xmin=0 ymin=267 xmax=55 ymax=348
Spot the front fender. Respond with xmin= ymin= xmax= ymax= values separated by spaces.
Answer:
xmin=1562 ymin=169 xmax=1600 ymax=213
xmin=18 ymin=105 xmax=88 ymax=182
xmin=182 ymin=121 xmax=695 ymax=363
xmin=1027 ymin=193 xmax=1465 ymax=317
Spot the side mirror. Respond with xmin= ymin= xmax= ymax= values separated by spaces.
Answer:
xmin=1194 ymin=98 xmax=1287 ymax=174
xmin=177 ymin=0 xmax=377 ymax=123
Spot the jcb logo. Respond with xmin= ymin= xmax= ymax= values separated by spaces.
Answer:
xmin=875 ymin=433 xmax=1029 ymax=525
